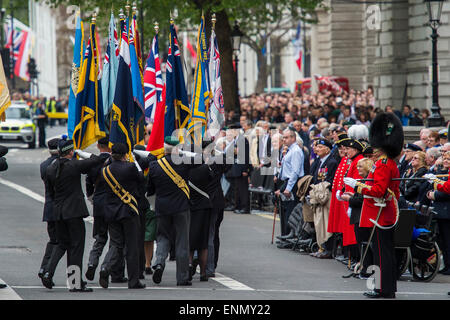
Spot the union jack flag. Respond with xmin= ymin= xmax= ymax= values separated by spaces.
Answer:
xmin=4 ymin=17 xmax=31 ymax=81
xmin=143 ymin=34 xmax=163 ymax=123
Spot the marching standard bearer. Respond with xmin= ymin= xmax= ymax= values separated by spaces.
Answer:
xmin=42 ymin=138 xmax=103 ymax=292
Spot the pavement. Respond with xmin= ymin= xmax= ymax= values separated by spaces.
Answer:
xmin=0 ymin=125 xmax=449 ymax=301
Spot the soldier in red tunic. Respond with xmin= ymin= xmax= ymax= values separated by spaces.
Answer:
xmin=344 ymin=112 xmax=403 ymax=299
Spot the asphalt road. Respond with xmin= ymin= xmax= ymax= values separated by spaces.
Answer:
xmin=0 ymin=125 xmax=449 ymax=301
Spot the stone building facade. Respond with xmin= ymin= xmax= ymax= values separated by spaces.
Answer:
xmin=310 ymin=0 xmax=450 ymax=121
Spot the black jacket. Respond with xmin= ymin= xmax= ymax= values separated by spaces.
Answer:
xmin=189 ymin=164 xmax=213 ymax=211
xmin=40 ymin=155 xmax=58 ymax=222
xmin=46 ymin=155 xmax=102 ymax=221
xmin=85 ymin=152 xmax=111 ymax=217
xmin=101 ymin=160 xmax=141 ymax=222
xmin=226 ymin=134 xmax=251 ymax=178
xmin=431 ymin=176 xmax=450 ymax=220
xmin=310 ymin=154 xmax=338 ymax=189
xmin=147 ymin=154 xmax=199 ymax=216
xmin=399 ymin=167 xmax=428 ymax=202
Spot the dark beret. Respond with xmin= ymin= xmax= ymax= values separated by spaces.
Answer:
xmin=58 ymin=139 xmax=74 ymax=154
xmin=98 ymin=135 xmax=109 ymax=145
xmin=112 ymin=143 xmax=129 ymax=155
xmin=317 ymin=139 xmax=333 ymax=150
xmin=47 ymin=138 xmax=60 ymax=150
xmin=405 ymin=143 xmax=422 ymax=152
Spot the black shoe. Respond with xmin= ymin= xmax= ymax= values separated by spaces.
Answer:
xmin=239 ymin=209 xmax=250 ymax=214
xmin=152 ymin=265 xmax=163 ymax=284
xmin=145 ymin=267 xmax=153 ymax=275
xmin=439 ymin=268 xmax=450 ymax=275
xmin=69 ymin=286 xmax=93 ymax=293
xmin=0 ymin=284 xmax=6 ymax=289
xmin=234 ymin=209 xmax=241 ymax=214
xmin=177 ymin=281 xmax=192 ymax=286
xmin=200 ymin=275 xmax=208 ymax=282
xmin=128 ymin=281 xmax=146 ymax=289
xmin=99 ymin=269 xmax=109 ymax=289
xmin=111 ymin=277 xmax=128 ymax=283
xmin=38 ymin=268 xmax=45 ymax=279
xmin=169 ymin=254 xmax=176 ymax=261
xmin=85 ymin=265 xmax=96 ymax=281
xmin=206 ymin=272 xmax=215 ymax=278
xmin=41 ymin=272 xmax=54 ymax=289
xmin=364 ymin=290 xmax=395 ymax=299
xmin=139 ymin=274 xmax=145 ymax=280
xmin=224 ymin=206 xmax=235 ymax=211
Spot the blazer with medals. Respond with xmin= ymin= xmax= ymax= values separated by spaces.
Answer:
xmin=46 ymin=155 xmax=103 ymax=221
xmin=310 ymin=154 xmax=338 ymax=189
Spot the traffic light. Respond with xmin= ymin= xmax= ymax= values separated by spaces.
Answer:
xmin=1 ymin=48 xmax=10 ymax=79
xmin=27 ymin=58 xmax=38 ymax=79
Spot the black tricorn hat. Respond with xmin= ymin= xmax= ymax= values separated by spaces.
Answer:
xmin=369 ymin=112 xmax=404 ymax=159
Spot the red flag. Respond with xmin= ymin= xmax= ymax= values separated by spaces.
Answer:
xmin=186 ymin=38 xmax=197 ymax=62
xmin=146 ymin=83 xmax=166 ymax=158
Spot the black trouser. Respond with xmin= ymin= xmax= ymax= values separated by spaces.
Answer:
xmin=437 ymin=219 xmax=450 ymax=270
xmin=47 ymin=217 xmax=86 ymax=280
xmin=371 ymin=226 xmax=397 ymax=295
xmin=38 ymin=124 xmax=46 ymax=147
xmin=88 ymin=216 xmax=125 ymax=280
xmin=138 ymin=209 xmax=146 ymax=276
xmin=214 ymin=208 xmax=224 ymax=269
xmin=101 ymin=215 xmax=140 ymax=287
xmin=40 ymin=221 xmax=58 ymax=272
xmin=234 ymin=176 xmax=249 ymax=211
xmin=354 ymin=224 xmax=373 ymax=273
xmin=280 ymin=200 xmax=297 ymax=236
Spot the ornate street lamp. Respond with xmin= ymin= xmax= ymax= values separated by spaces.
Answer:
xmin=231 ymin=21 xmax=243 ymax=121
xmin=425 ymin=0 xmax=446 ymax=127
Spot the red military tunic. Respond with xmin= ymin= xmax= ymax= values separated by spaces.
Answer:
xmin=328 ymin=156 xmax=350 ymax=233
xmin=436 ymin=178 xmax=450 ymax=194
xmin=356 ymin=155 xmax=400 ymax=228
xmin=340 ymin=154 xmax=364 ymax=246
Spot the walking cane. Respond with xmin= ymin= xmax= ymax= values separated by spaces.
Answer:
xmin=271 ymin=196 xmax=279 ymax=244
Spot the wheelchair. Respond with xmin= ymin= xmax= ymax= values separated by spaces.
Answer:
xmin=395 ymin=202 xmax=442 ymax=282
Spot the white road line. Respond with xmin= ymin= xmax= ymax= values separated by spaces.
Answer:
xmin=211 ymin=272 xmax=254 ymax=291
xmin=0 ymin=177 xmax=93 ymax=224
xmin=0 ymin=279 xmax=22 ymax=300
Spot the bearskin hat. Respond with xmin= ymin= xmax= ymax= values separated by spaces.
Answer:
xmin=369 ymin=112 xmax=404 ymax=159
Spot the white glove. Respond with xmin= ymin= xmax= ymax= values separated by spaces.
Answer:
xmin=133 ymin=149 xmax=150 ymax=158
xmin=347 ymin=208 xmax=352 ymax=218
xmin=343 ymin=177 xmax=357 ymax=189
xmin=336 ymin=190 xmax=343 ymax=201
xmin=423 ymin=173 xmax=437 ymax=183
xmin=74 ymin=149 xmax=92 ymax=159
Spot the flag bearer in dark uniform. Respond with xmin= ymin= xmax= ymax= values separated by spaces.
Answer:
xmin=344 ymin=112 xmax=403 ymax=299
xmin=42 ymin=138 xmax=103 ymax=292
xmin=85 ymin=136 xmax=126 ymax=283
xmin=147 ymin=137 xmax=201 ymax=286
xmin=205 ymin=144 xmax=231 ymax=278
xmin=0 ymin=145 xmax=7 ymax=289
xmin=98 ymin=143 xmax=145 ymax=289
xmin=188 ymin=158 xmax=214 ymax=281
xmin=38 ymin=138 xmax=60 ymax=280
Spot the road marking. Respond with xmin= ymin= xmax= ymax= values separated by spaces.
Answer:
xmin=0 ymin=279 xmax=22 ymax=300
xmin=0 ymin=177 xmax=93 ymax=224
xmin=254 ymin=213 xmax=279 ymax=221
xmin=211 ymin=272 xmax=254 ymax=291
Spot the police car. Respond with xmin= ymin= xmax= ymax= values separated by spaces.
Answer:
xmin=0 ymin=102 xmax=36 ymax=149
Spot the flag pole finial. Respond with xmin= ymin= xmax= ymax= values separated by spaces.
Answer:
xmin=92 ymin=11 xmax=97 ymax=23
xmin=119 ymin=8 xmax=124 ymax=19
xmin=170 ymin=11 xmax=174 ymax=24
xmin=125 ymin=1 xmax=131 ymax=16
xmin=154 ymin=21 xmax=159 ymax=34
xmin=211 ymin=13 xmax=216 ymax=29
xmin=132 ymin=1 xmax=137 ymax=14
